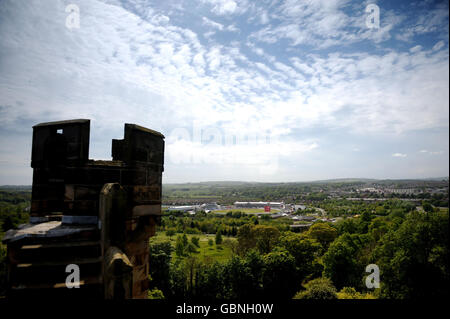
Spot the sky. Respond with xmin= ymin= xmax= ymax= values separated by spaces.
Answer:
xmin=0 ymin=0 xmax=448 ymax=184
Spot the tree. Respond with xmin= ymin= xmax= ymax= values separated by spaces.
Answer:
xmin=306 ymin=222 xmax=338 ymax=250
xmin=422 ymin=201 xmax=433 ymax=213
xmin=278 ymin=232 xmax=322 ymax=280
xmin=293 ymin=277 xmax=337 ymax=299
xmin=149 ymin=241 xmax=173 ymax=295
xmin=243 ymin=250 xmax=265 ymax=298
xmin=262 ymin=248 xmax=299 ymax=299
xmin=175 ymin=235 xmax=186 ymax=257
xmin=253 ymin=225 xmax=280 ymax=254
xmin=191 ymin=236 xmax=200 ymax=247
xmin=336 ymin=218 xmax=358 ymax=235
xmin=166 ymin=228 xmax=176 ymax=238
xmin=237 ymin=224 xmax=256 ymax=255
xmin=182 ymin=233 xmax=189 ymax=247
xmin=368 ymin=217 xmax=388 ymax=242
xmin=215 ymin=230 xmax=223 ymax=245
xmin=236 ymin=224 xmax=280 ymax=255
xmin=373 ymin=210 xmax=449 ymax=299
xmin=186 ymin=242 xmax=198 ymax=254
xmin=194 ymin=261 xmax=225 ymax=299
xmin=222 ymin=255 xmax=255 ymax=299
xmin=323 ymin=233 xmax=368 ymax=290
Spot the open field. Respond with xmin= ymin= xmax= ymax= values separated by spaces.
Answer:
xmin=212 ymin=208 xmax=280 ymax=214
xmin=150 ymin=231 xmax=236 ymax=262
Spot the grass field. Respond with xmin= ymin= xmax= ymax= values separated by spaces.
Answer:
xmin=150 ymin=231 xmax=236 ymax=262
xmin=212 ymin=208 xmax=280 ymax=214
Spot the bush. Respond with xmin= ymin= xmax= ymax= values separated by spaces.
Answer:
xmin=191 ymin=236 xmax=200 ymax=247
xmin=186 ymin=242 xmax=199 ymax=254
xmin=337 ymin=287 xmax=376 ymax=299
xmin=148 ymin=288 xmax=165 ymax=299
xmin=166 ymin=229 xmax=176 ymax=237
xmin=294 ymin=278 xmax=337 ymax=299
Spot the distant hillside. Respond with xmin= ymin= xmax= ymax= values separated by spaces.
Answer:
xmin=163 ymin=177 xmax=448 ymax=186
xmin=0 ymin=185 xmax=32 ymax=190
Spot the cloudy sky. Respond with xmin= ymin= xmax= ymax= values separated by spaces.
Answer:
xmin=0 ymin=0 xmax=448 ymax=184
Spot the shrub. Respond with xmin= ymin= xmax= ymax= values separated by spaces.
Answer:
xmin=191 ymin=236 xmax=200 ymax=247
xmin=293 ymin=278 xmax=337 ymax=299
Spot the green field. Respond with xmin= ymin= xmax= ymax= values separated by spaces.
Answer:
xmin=150 ymin=231 xmax=236 ymax=262
xmin=212 ymin=208 xmax=280 ymax=214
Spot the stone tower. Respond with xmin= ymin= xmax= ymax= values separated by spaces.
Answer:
xmin=2 ymin=119 xmax=164 ymax=299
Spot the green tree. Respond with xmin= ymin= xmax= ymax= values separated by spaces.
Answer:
xmin=194 ymin=261 xmax=225 ymax=299
xmin=422 ymin=201 xmax=433 ymax=213
xmin=222 ymin=255 xmax=255 ymax=299
xmin=368 ymin=217 xmax=388 ymax=242
xmin=278 ymin=232 xmax=322 ymax=280
xmin=215 ymin=230 xmax=223 ymax=245
xmin=374 ymin=210 xmax=449 ymax=299
xmin=148 ymin=241 xmax=173 ymax=296
xmin=166 ymin=228 xmax=176 ymax=238
xmin=191 ymin=236 xmax=200 ymax=247
xmin=237 ymin=224 xmax=256 ymax=255
xmin=175 ymin=235 xmax=186 ymax=257
xmin=182 ymin=233 xmax=189 ymax=247
xmin=262 ymin=248 xmax=299 ymax=299
xmin=253 ymin=225 xmax=280 ymax=254
xmin=186 ymin=242 xmax=198 ymax=254
xmin=306 ymin=222 xmax=338 ymax=250
xmin=323 ymin=233 xmax=369 ymax=290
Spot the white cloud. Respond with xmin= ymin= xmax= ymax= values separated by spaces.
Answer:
xmin=433 ymin=41 xmax=445 ymax=51
xmin=410 ymin=45 xmax=422 ymax=53
xmin=392 ymin=153 xmax=407 ymax=157
xmin=202 ymin=16 xmax=224 ymax=30
xmin=419 ymin=150 xmax=443 ymax=155
xmin=202 ymin=0 xmax=238 ymax=15
xmin=249 ymin=0 xmax=404 ymax=48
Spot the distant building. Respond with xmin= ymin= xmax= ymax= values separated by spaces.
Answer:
xmin=270 ymin=213 xmax=284 ymax=219
xmin=297 ymin=215 xmax=316 ymax=221
xmin=166 ymin=205 xmax=197 ymax=212
xmin=200 ymin=202 xmax=220 ymax=211
xmin=234 ymin=201 xmax=284 ymax=209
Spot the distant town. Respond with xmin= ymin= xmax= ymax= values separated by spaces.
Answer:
xmin=162 ymin=178 xmax=449 ymax=232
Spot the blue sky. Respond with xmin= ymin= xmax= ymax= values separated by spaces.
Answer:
xmin=0 ymin=0 xmax=448 ymax=184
